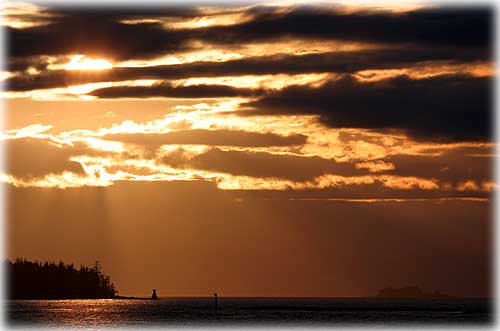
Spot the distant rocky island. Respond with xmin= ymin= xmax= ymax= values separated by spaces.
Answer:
xmin=6 ymin=258 xmax=117 ymax=299
xmin=376 ymin=286 xmax=452 ymax=299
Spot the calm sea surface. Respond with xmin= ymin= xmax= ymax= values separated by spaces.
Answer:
xmin=7 ymin=297 xmax=492 ymax=328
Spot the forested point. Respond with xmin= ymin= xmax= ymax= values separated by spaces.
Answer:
xmin=6 ymin=258 xmax=117 ymax=299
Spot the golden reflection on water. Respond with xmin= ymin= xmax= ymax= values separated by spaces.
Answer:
xmin=7 ymin=298 xmax=490 ymax=327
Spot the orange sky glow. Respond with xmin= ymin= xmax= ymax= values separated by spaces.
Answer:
xmin=2 ymin=1 xmax=494 ymax=298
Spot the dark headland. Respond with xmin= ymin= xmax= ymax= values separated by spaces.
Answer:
xmin=6 ymin=259 xmax=117 ymax=300
xmin=6 ymin=258 xmax=162 ymax=300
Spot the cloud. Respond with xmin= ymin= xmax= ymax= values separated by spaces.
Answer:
xmin=6 ymin=7 xmax=199 ymax=61
xmin=385 ymin=146 xmax=494 ymax=184
xmin=2 ymin=132 xmax=493 ymax=196
xmin=243 ymin=74 xmax=492 ymax=141
xmin=6 ymin=69 xmax=70 ymax=92
xmin=186 ymin=148 xmax=361 ymax=181
xmin=89 ymin=82 xmax=260 ymax=99
xmin=200 ymin=6 xmax=491 ymax=50
xmin=7 ymin=5 xmax=490 ymax=67
xmin=5 ymin=4 xmax=491 ymax=93
xmin=355 ymin=160 xmax=395 ymax=173
xmin=104 ymin=129 xmax=307 ymax=148
xmin=5 ymin=138 xmax=85 ymax=179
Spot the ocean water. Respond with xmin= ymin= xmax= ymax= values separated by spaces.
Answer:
xmin=7 ymin=297 xmax=492 ymax=328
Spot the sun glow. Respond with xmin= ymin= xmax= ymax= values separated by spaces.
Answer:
xmin=65 ymin=55 xmax=113 ymax=71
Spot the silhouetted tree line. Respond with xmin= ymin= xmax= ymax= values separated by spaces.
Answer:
xmin=6 ymin=258 xmax=117 ymax=299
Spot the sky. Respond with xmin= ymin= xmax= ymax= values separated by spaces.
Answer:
xmin=1 ymin=1 xmax=495 ymax=297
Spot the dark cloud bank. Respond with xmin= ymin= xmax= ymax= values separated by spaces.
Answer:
xmin=7 ymin=6 xmax=491 ymax=61
xmin=5 ymin=4 xmax=494 ymax=143
xmin=243 ymin=74 xmax=492 ymax=142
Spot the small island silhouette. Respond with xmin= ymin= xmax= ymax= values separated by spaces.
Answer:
xmin=376 ymin=286 xmax=452 ymax=299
